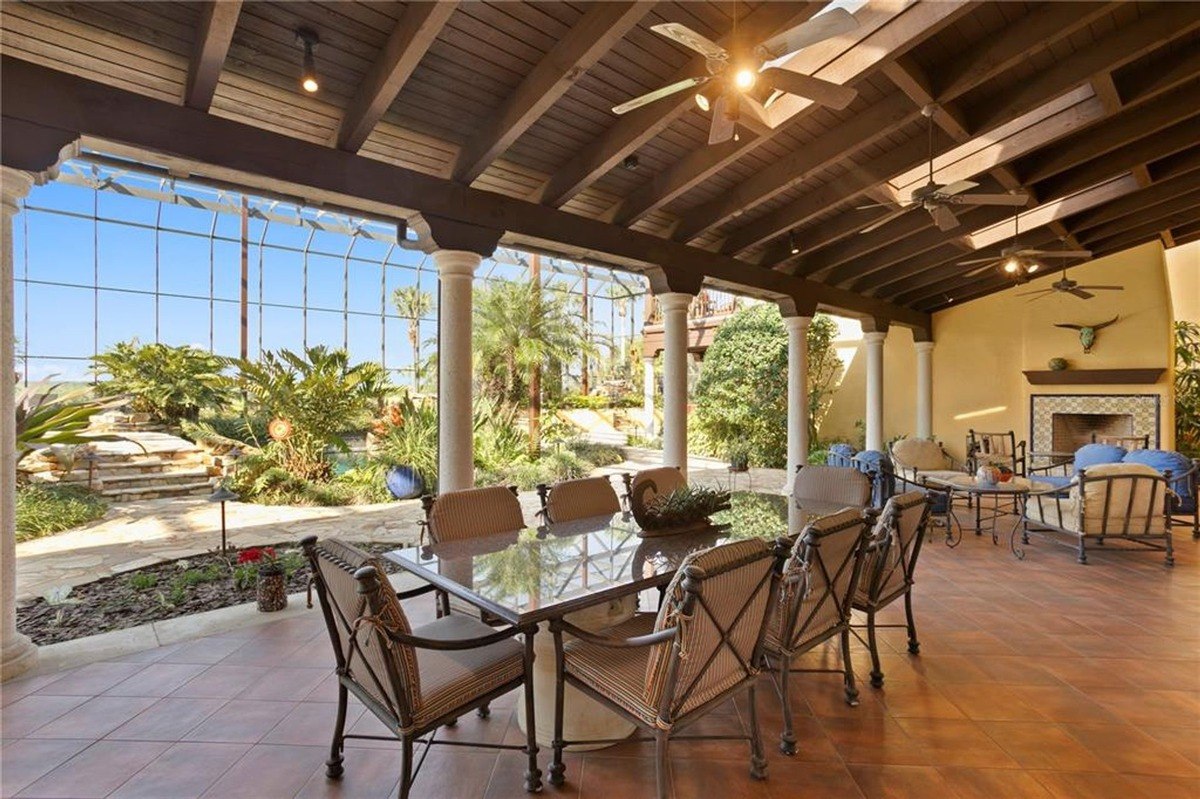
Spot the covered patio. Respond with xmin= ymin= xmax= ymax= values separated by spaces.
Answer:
xmin=2 ymin=1 xmax=1199 ymax=797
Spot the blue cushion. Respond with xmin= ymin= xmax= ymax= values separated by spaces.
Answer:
xmin=827 ymin=443 xmax=858 ymax=467
xmin=852 ymin=450 xmax=885 ymax=473
xmin=1122 ymin=450 xmax=1194 ymax=502
xmin=1073 ymin=443 xmax=1126 ymax=474
xmin=1036 ymin=474 xmax=1074 ymax=491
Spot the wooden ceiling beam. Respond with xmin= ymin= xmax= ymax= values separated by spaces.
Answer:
xmin=961 ymin=4 xmax=1200 ymax=134
xmin=1068 ymin=171 xmax=1200 ymax=232
xmin=451 ymin=1 xmax=651 ymax=185
xmin=336 ymin=1 xmax=457 ymax=153
xmin=1114 ymin=38 xmax=1200 ymax=104
xmin=183 ymin=1 xmax=242 ymax=111
xmin=0 ymin=56 xmax=930 ymax=332
xmin=606 ymin=0 xmax=973 ymax=227
xmin=1079 ymin=201 xmax=1200 ymax=252
xmin=535 ymin=2 xmax=816 ymax=208
xmin=932 ymin=2 xmax=1118 ymax=100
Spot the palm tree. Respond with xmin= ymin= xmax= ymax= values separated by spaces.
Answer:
xmin=392 ymin=286 xmax=433 ymax=390
xmin=474 ymin=277 xmax=592 ymax=454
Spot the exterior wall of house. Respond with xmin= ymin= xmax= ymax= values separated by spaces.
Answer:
xmin=819 ymin=241 xmax=1176 ymax=461
xmin=1166 ymin=239 xmax=1199 ymax=324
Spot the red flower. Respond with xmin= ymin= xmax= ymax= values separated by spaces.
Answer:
xmin=238 ymin=547 xmax=263 ymax=564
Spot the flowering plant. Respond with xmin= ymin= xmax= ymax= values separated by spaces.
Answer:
xmin=237 ymin=546 xmax=282 ymax=576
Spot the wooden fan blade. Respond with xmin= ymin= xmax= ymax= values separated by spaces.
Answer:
xmin=957 ymin=256 xmax=1001 ymax=265
xmin=1019 ymin=249 xmax=1092 ymax=258
xmin=738 ymin=94 xmax=771 ymax=128
xmin=708 ymin=95 xmax=735 ymax=145
xmin=613 ymin=76 xmax=708 ymax=114
xmin=949 ymin=192 xmax=1031 ymax=206
xmin=963 ymin=262 xmax=998 ymax=276
xmin=650 ymin=23 xmax=727 ymax=60
xmin=1017 ymin=289 xmax=1054 ymax=297
xmin=1077 ymin=285 xmax=1124 ymax=291
xmin=931 ymin=204 xmax=959 ymax=231
xmin=860 ymin=205 xmax=914 ymax=234
xmin=761 ymin=68 xmax=857 ymax=109
xmin=940 ymin=180 xmax=979 ymax=196
xmin=1070 ymin=288 xmax=1095 ymax=299
xmin=757 ymin=8 xmax=858 ymax=60
xmin=856 ymin=202 xmax=893 ymax=210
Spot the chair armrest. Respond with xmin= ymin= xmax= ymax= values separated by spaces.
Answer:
xmin=1028 ymin=459 xmax=1072 ymax=476
xmin=394 ymin=582 xmax=438 ymax=601
xmin=550 ymin=617 xmax=677 ymax=649
xmin=1026 ymin=482 xmax=1078 ymax=499
xmin=375 ymin=621 xmax=530 ymax=651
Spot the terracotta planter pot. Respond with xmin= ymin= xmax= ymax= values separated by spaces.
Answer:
xmin=257 ymin=570 xmax=288 ymax=612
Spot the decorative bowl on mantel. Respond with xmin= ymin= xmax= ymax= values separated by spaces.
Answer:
xmin=1048 ymin=357 xmax=1069 ymax=371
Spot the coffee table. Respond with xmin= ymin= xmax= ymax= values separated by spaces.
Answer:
xmin=923 ymin=474 xmax=1053 ymax=550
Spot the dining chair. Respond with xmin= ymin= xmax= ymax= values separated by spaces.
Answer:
xmin=536 ymin=475 xmax=622 ymax=523
xmin=792 ymin=464 xmax=873 ymax=507
xmin=625 ymin=466 xmax=687 ymax=506
xmin=967 ymin=429 xmax=1027 ymax=476
xmin=547 ymin=538 xmax=786 ymax=799
xmin=851 ymin=491 xmax=933 ymax=687
xmin=301 ymin=536 xmax=542 ymax=799
xmin=761 ymin=508 xmax=872 ymax=755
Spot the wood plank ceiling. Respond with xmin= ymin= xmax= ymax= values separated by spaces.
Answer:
xmin=2 ymin=0 xmax=1198 ymax=316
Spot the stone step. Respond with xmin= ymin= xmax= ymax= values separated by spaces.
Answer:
xmin=95 ymin=467 xmax=215 ymax=490
xmin=100 ymin=480 xmax=216 ymax=501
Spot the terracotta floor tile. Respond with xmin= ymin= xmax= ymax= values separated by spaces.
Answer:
xmin=236 ymin=667 xmax=331 ymax=702
xmin=1 ymin=672 xmax=71 ymax=707
xmin=34 ymin=662 xmax=145 ymax=696
xmin=485 ymin=750 xmax=576 ymax=799
xmin=670 ymin=757 xmax=770 ymax=799
xmin=106 ymin=697 xmax=228 ymax=742
xmin=0 ymin=738 xmax=91 ymax=796
xmin=198 ymin=743 xmax=326 ymax=799
xmin=170 ymin=664 xmax=271 ymax=699
xmin=944 ymin=683 xmax=1049 ymax=722
xmin=158 ymin=637 xmax=248 ymax=666
xmin=102 ymin=663 xmax=209 ymax=698
xmin=15 ymin=740 xmax=170 ymax=798
xmin=846 ymin=764 xmax=957 ymax=799
xmin=1141 ymin=725 xmax=1200 ymax=766
xmin=0 ymin=694 xmax=90 ymax=738
xmin=261 ymin=701 xmax=364 ymax=747
xmin=27 ymin=696 xmax=159 ymax=740
xmin=1120 ymin=774 xmax=1200 ymax=799
xmin=1032 ymin=770 xmax=1154 ymax=799
xmin=1004 ymin=685 xmax=1123 ymax=724
xmin=892 ymin=717 xmax=1019 ymax=768
xmin=819 ymin=716 xmax=929 ymax=766
xmin=978 ymin=721 xmax=1112 ymax=772
xmin=404 ymin=748 xmax=497 ymax=799
xmin=1082 ymin=688 xmax=1200 ymax=728
xmin=108 ymin=741 xmax=250 ymax=799
xmin=577 ymin=754 xmax=661 ymax=799
xmin=935 ymin=766 xmax=1055 ymax=798
xmin=1062 ymin=722 xmax=1200 ymax=777
xmin=293 ymin=746 xmax=403 ymax=799
xmin=765 ymin=761 xmax=865 ymax=798
xmin=874 ymin=680 xmax=965 ymax=720
xmin=183 ymin=700 xmax=299 ymax=744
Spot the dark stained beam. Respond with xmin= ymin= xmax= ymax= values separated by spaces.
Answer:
xmin=336 ymin=1 xmax=457 ymax=153
xmin=931 ymin=2 xmax=1118 ymax=100
xmin=1113 ymin=38 xmax=1200 ymax=107
xmin=0 ymin=56 xmax=930 ymax=333
xmin=536 ymin=2 xmax=815 ymax=208
xmin=451 ymin=2 xmax=652 ymax=185
xmin=1080 ymin=201 xmax=1200 ymax=252
xmin=184 ymin=1 xmax=242 ymax=111
xmin=961 ymin=4 xmax=1200 ymax=134
xmin=1068 ymin=175 xmax=1200 ymax=234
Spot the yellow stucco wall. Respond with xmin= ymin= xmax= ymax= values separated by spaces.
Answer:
xmin=820 ymin=241 xmax=1176 ymax=461
xmin=1166 ymin=240 xmax=1200 ymax=324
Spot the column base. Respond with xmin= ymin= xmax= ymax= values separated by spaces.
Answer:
xmin=2 ymin=632 xmax=38 ymax=681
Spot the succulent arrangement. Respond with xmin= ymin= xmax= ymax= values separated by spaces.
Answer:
xmin=632 ymin=483 xmax=732 ymax=534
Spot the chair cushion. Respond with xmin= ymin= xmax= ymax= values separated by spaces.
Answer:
xmin=429 ymin=486 xmax=525 ymax=543
xmin=827 ymin=443 xmax=857 ymax=467
xmin=1037 ymin=474 xmax=1075 ymax=491
xmin=412 ymin=614 xmax=524 ymax=728
xmin=1122 ymin=450 xmax=1194 ymax=501
xmin=631 ymin=467 xmax=686 ymax=505
xmin=546 ymin=476 xmax=621 ymax=523
xmin=563 ymin=613 xmax=659 ymax=725
xmin=1025 ymin=495 xmax=1080 ymax=532
xmin=1072 ymin=443 xmax=1126 ymax=474
xmin=892 ymin=438 xmax=949 ymax=471
xmin=793 ymin=465 xmax=872 ymax=507
xmin=852 ymin=450 xmax=885 ymax=474
xmin=1073 ymin=463 xmax=1166 ymax=536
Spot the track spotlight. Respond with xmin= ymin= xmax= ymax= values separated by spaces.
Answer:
xmin=297 ymin=28 xmax=320 ymax=93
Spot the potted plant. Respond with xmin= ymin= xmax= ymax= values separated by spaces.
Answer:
xmin=630 ymin=484 xmax=732 ymax=537
xmin=238 ymin=546 xmax=288 ymax=612
xmin=728 ymin=445 xmax=750 ymax=473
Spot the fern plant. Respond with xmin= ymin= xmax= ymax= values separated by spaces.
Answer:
xmin=1176 ymin=321 xmax=1200 ymax=458
xmin=93 ymin=341 xmax=231 ymax=425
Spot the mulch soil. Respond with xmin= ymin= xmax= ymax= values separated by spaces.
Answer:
xmin=17 ymin=541 xmax=404 ymax=645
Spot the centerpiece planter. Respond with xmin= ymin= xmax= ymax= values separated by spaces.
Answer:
xmin=257 ymin=566 xmax=288 ymax=612
xmin=630 ymin=482 xmax=731 ymax=537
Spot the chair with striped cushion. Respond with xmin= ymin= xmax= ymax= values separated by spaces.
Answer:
xmin=762 ymin=508 xmax=872 ymax=755
xmin=626 ymin=466 xmax=687 ymax=506
xmin=547 ymin=538 xmax=785 ymax=798
xmin=302 ymin=536 xmax=542 ymax=799
xmin=536 ymin=476 xmax=622 ymax=524
xmin=792 ymin=464 xmax=873 ymax=507
xmin=851 ymin=491 xmax=932 ymax=687
xmin=421 ymin=485 xmax=525 ymax=544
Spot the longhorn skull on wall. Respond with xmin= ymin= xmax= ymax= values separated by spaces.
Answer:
xmin=1054 ymin=316 xmax=1118 ymax=354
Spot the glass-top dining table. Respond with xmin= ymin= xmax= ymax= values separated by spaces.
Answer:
xmin=383 ymin=491 xmax=870 ymax=748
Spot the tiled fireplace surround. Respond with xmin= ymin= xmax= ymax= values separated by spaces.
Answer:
xmin=1030 ymin=394 xmax=1161 ymax=457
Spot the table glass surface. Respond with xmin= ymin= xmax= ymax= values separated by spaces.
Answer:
xmin=383 ymin=492 xmax=862 ymax=625
xmin=924 ymin=474 xmax=1053 ymax=494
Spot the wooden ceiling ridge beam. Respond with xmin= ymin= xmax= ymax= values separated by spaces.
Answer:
xmin=606 ymin=0 xmax=975 ymax=228
xmin=535 ymin=2 xmax=816 ymax=208
xmin=451 ymin=1 xmax=652 ymax=185
xmin=335 ymin=1 xmax=457 ymax=153
xmin=0 ymin=56 xmax=929 ymax=332
xmin=1080 ymin=200 xmax=1200 ymax=251
xmin=184 ymin=0 xmax=242 ymax=111
xmin=1068 ymin=170 xmax=1200 ymax=232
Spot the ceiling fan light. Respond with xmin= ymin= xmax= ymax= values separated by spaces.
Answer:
xmin=1003 ymin=258 xmax=1020 ymax=274
xmin=788 ymin=231 xmax=799 ymax=255
xmin=695 ymin=92 xmax=710 ymax=112
xmin=734 ymin=68 xmax=756 ymax=90
xmin=1027 ymin=262 xmax=1039 ymax=274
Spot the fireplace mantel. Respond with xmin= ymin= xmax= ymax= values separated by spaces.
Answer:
xmin=1023 ymin=368 xmax=1165 ymax=385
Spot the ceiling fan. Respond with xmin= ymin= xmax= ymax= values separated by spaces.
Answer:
xmin=1017 ymin=266 xmax=1125 ymax=301
xmin=958 ymin=220 xmax=1094 ymax=281
xmin=612 ymin=7 xmax=861 ymax=146
xmin=857 ymin=105 xmax=1031 ymax=234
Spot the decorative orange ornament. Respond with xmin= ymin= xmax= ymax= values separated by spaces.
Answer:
xmin=267 ymin=417 xmax=293 ymax=441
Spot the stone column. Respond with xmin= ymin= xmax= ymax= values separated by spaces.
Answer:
xmin=915 ymin=341 xmax=934 ymax=440
xmin=863 ymin=330 xmax=887 ymax=452
xmin=2 ymin=169 xmax=37 ymax=681
xmin=658 ymin=292 xmax=693 ymax=478
xmin=434 ymin=250 xmax=481 ymax=493
xmin=784 ymin=316 xmax=812 ymax=492
xmin=641 ymin=355 xmax=656 ymax=438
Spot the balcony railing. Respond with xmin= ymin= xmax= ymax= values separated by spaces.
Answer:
xmin=644 ymin=289 xmax=743 ymax=325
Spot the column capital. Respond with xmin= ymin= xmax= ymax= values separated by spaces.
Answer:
xmin=656 ymin=292 xmax=694 ymax=313
xmin=1 ymin=168 xmax=36 ymax=214
xmin=782 ymin=315 xmax=812 ymax=331
xmin=914 ymin=341 xmax=935 ymax=354
xmin=410 ymin=212 xmax=503 ymax=257
xmin=862 ymin=330 xmax=887 ymax=345
xmin=432 ymin=249 xmax=482 ymax=279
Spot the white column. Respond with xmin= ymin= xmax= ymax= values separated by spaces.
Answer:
xmin=784 ymin=316 xmax=812 ymax=491
xmin=915 ymin=341 xmax=934 ymax=440
xmin=435 ymin=250 xmax=481 ymax=493
xmin=2 ymin=169 xmax=37 ymax=681
xmin=642 ymin=355 xmax=656 ymax=438
xmin=658 ymin=292 xmax=693 ymax=477
xmin=863 ymin=330 xmax=887 ymax=452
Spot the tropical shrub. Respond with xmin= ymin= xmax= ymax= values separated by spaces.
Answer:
xmin=93 ymin=341 xmax=231 ymax=425
xmin=692 ymin=305 xmax=842 ymax=468
xmin=566 ymin=441 xmax=624 ymax=467
xmin=233 ymin=346 xmax=390 ymax=480
xmin=16 ymin=381 xmax=120 ymax=465
xmin=1176 ymin=321 xmax=1200 ymax=458
xmin=370 ymin=392 xmax=439 ymax=488
xmin=16 ymin=483 xmax=108 ymax=541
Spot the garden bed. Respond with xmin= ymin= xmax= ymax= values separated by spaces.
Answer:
xmin=16 ymin=542 xmax=403 ymax=645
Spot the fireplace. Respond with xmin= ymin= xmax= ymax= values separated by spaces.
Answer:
xmin=1030 ymin=394 xmax=1159 ymax=456
xmin=1051 ymin=413 xmax=1133 ymax=452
